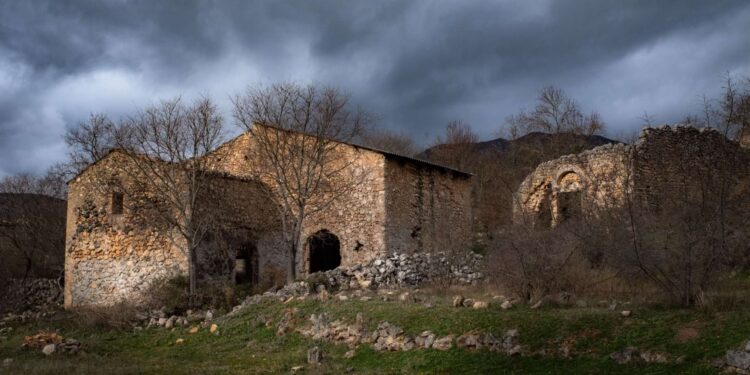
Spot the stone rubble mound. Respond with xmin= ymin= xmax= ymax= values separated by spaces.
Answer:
xmin=21 ymin=331 xmax=82 ymax=355
xmin=288 ymin=251 xmax=482 ymax=295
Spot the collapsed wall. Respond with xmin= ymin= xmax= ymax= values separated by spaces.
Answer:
xmin=514 ymin=125 xmax=750 ymax=226
xmin=513 ymin=143 xmax=632 ymax=227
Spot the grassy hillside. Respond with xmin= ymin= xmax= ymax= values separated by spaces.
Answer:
xmin=1 ymin=289 xmax=748 ymax=374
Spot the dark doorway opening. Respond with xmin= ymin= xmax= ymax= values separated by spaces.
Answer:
xmin=235 ymin=242 xmax=258 ymax=285
xmin=557 ymin=191 xmax=582 ymax=223
xmin=308 ymin=230 xmax=341 ymax=273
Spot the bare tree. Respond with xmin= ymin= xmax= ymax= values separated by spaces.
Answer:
xmin=64 ymin=113 xmax=119 ymax=175
xmin=0 ymin=171 xmax=66 ymax=199
xmin=0 ymin=193 xmax=65 ymax=280
xmin=232 ymin=83 xmax=370 ymax=282
xmin=114 ymin=97 xmax=224 ymax=301
xmin=426 ymin=120 xmax=479 ymax=171
xmin=359 ymin=128 xmax=418 ymax=156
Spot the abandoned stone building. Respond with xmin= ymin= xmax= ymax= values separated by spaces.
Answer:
xmin=514 ymin=125 xmax=750 ymax=226
xmin=64 ymin=124 xmax=473 ymax=307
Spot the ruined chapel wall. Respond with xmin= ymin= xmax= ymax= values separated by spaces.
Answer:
xmin=64 ymin=155 xmax=187 ymax=308
xmin=632 ymin=125 xmax=750 ymax=210
xmin=384 ymin=159 xmax=473 ymax=254
xmin=513 ymin=143 xmax=632 ymax=225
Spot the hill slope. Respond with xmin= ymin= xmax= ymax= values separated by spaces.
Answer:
xmin=0 ymin=193 xmax=66 ymax=279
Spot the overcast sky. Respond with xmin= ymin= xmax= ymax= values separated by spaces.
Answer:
xmin=1 ymin=1 xmax=749 ymax=177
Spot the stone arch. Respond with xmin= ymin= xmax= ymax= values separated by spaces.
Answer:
xmin=307 ymin=229 xmax=341 ymax=273
xmin=552 ymin=168 xmax=585 ymax=224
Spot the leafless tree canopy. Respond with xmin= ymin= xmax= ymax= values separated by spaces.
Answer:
xmin=0 ymin=173 xmax=66 ymax=199
xmin=507 ymin=86 xmax=605 ymax=137
xmin=359 ymin=128 xmax=418 ymax=156
xmin=232 ymin=82 xmax=370 ymax=282
xmin=64 ymin=113 xmax=119 ymax=175
xmin=113 ymin=97 xmax=225 ymax=298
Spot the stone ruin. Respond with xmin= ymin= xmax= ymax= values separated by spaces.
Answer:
xmin=514 ymin=125 xmax=750 ymax=227
xmin=64 ymin=124 xmax=474 ymax=307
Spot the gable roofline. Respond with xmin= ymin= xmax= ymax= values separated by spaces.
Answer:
xmin=66 ymin=148 xmax=128 ymax=184
xmin=243 ymin=122 xmax=473 ymax=178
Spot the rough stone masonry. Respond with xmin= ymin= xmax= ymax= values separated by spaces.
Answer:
xmin=64 ymin=124 xmax=473 ymax=307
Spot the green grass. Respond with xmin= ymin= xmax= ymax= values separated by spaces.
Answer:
xmin=1 ymin=294 xmax=748 ymax=374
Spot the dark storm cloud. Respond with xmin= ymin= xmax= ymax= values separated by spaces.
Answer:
xmin=1 ymin=0 xmax=749 ymax=176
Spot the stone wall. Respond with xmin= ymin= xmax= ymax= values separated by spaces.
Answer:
xmin=384 ymin=159 xmax=473 ymax=253
xmin=207 ymin=129 xmax=389 ymax=277
xmin=632 ymin=125 xmax=750 ymax=211
xmin=65 ymin=154 xmax=187 ymax=307
xmin=65 ymin=126 xmax=475 ymax=307
xmin=514 ymin=125 xmax=750 ymax=226
xmin=514 ymin=143 xmax=632 ymax=227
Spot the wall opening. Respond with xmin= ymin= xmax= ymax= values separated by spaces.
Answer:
xmin=235 ymin=242 xmax=258 ymax=285
xmin=557 ymin=191 xmax=582 ymax=222
xmin=308 ymin=230 xmax=341 ymax=273
xmin=554 ymin=171 xmax=583 ymax=224
xmin=111 ymin=192 xmax=124 ymax=215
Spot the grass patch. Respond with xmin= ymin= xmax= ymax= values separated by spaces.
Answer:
xmin=1 ymin=294 xmax=748 ymax=374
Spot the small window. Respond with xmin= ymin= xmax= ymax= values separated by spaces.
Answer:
xmin=111 ymin=192 xmax=124 ymax=215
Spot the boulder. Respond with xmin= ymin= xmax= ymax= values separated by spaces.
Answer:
xmin=452 ymin=295 xmax=464 ymax=307
xmin=308 ymin=346 xmax=322 ymax=365
xmin=433 ymin=335 xmax=454 ymax=351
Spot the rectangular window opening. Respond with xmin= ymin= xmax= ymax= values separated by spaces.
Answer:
xmin=111 ymin=192 xmax=124 ymax=215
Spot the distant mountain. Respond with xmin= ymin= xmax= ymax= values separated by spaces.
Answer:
xmin=0 ymin=193 xmax=66 ymax=279
xmin=417 ymin=132 xmax=619 ymax=162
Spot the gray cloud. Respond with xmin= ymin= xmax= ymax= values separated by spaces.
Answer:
xmin=1 ymin=0 xmax=749 ymax=176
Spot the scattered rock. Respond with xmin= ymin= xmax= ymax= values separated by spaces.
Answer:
xmin=726 ymin=350 xmax=750 ymax=371
xmin=307 ymin=346 xmax=322 ymax=365
xmin=415 ymin=331 xmax=436 ymax=349
xmin=344 ymin=349 xmax=356 ymax=359
xmin=610 ymin=347 xmax=639 ymax=364
xmin=22 ymin=331 xmax=63 ymax=348
xmin=530 ymin=300 xmax=543 ymax=309
xmin=398 ymin=292 xmax=411 ymax=302
xmin=205 ymin=310 xmax=214 ymax=321
xmin=452 ymin=295 xmax=464 ymax=307
xmin=500 ymin=300 xmax=513 ymax=310
xmin=291 ymin=365 xmax=304 ymax=373
xmin=42 ymin=344 xmax=56 ymax=356
xmin=456 ymin=331 xmax=482 ymax=350
xmin=175 ymin=338 xmax=184 ymax=345
xmin=433 ymin=335 xmax=454 ymax=351
xmin=277 ymin=309 xmax=298 ymax=336
xmin=472 ymin=301 xmax=489 ymax=309
xmin=640 ymin=350 xmax=670 ymax=364
xmin=189 ymin=326 xmax=199 ymax=334
xmin=209 ymin=324 xmax=219 ymax=334
xmin=2 ymin=358 xmax=12 ymax=367
xmin=620 ymin=310 xmax=632 ymax=318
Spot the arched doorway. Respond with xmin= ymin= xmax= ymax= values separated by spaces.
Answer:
xmin=307 ymin=230 xmax=341 ymax=273
xmin=555 ymin=171 xmax=583 ymax=224
xmin=235 ymin=242 xmax=258 ymax=285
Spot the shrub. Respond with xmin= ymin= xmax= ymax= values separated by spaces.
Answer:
xmin=72 ymin=301 xmax=141 ymax=329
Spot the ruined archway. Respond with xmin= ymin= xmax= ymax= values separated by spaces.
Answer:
xmin=554 ymin=171 xmax=583 ymax=224
xmin=308 ymin=230 xmax=341 ymax=273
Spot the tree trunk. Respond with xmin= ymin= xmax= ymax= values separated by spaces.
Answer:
xmin=188 ymin=246 xmax=198 ymax=307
